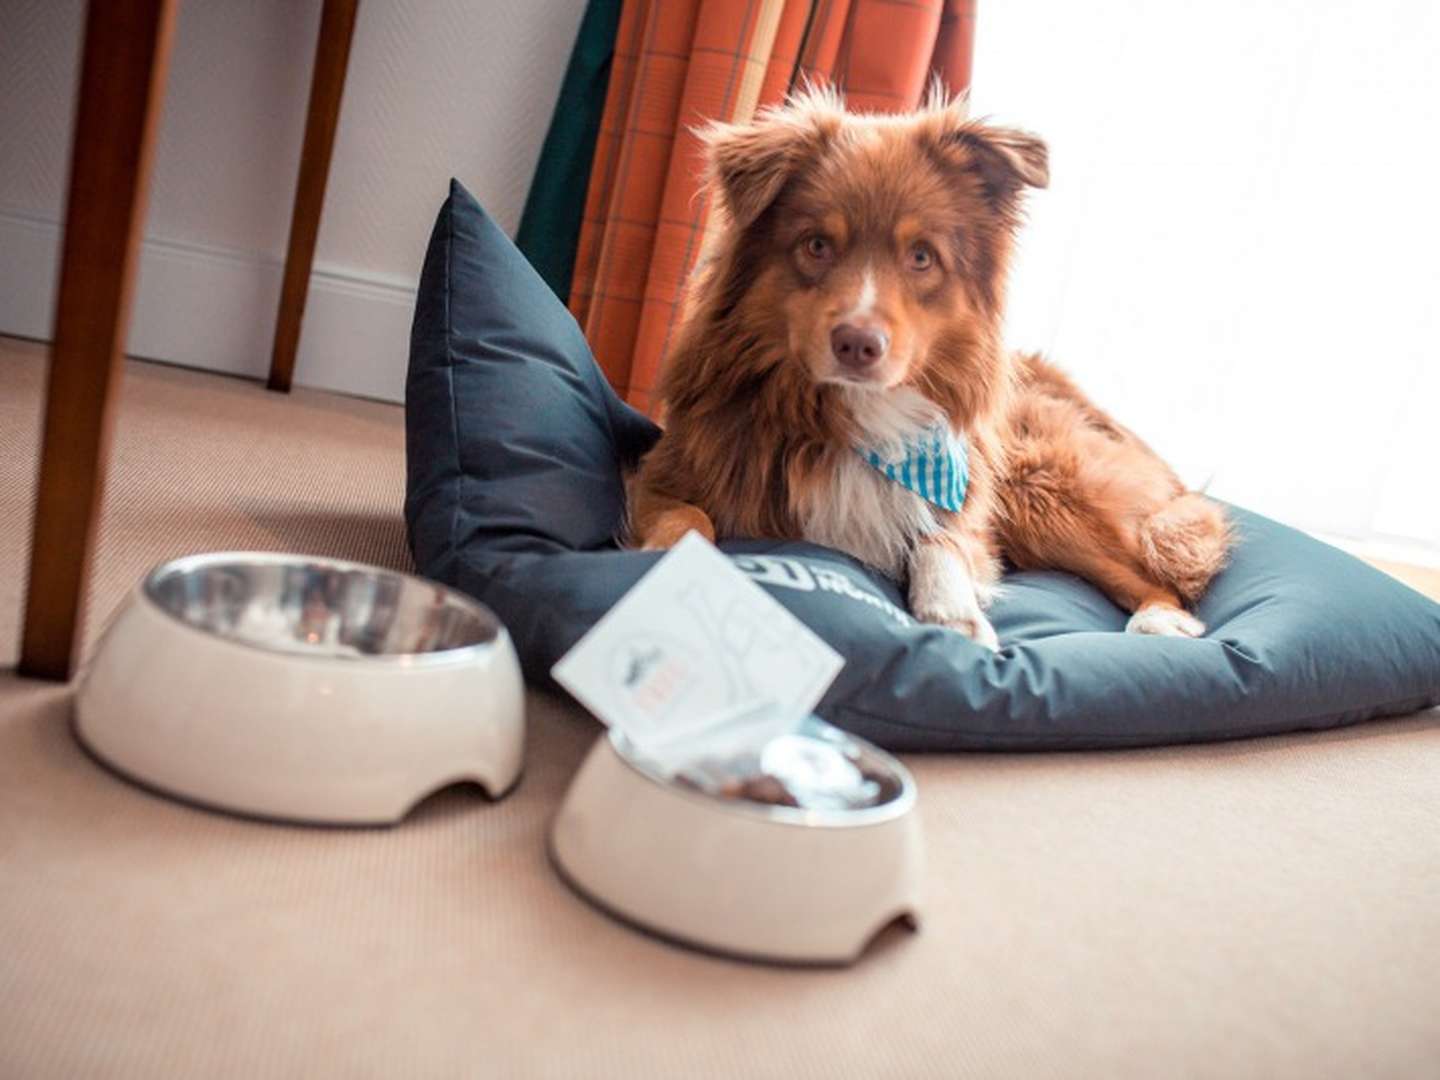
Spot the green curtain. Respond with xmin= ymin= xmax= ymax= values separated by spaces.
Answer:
xmin=515 ymin=0 xmax=623 ymax=303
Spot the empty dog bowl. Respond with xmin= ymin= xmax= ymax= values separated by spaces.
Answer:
xmin=75 ymin=552 xmax=524 ymax=825
xmin=550 ymin=711 xmax=922 ymax=965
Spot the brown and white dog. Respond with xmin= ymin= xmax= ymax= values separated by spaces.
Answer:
xmin=629 ymin=86 xmax=1230 ymax=648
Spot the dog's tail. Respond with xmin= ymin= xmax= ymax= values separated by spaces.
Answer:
xmin=1136 ymin=493 xmax=1233 ymax=603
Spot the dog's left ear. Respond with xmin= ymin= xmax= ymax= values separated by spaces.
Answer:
xmin=704 ymin=122 xmax=807 ymax=229
xmin=702 ymin=87 xmax=841 ymax=229
xmin=938 ymin=123 xmax=1050 ymax=207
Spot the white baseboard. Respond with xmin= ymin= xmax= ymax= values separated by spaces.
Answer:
xmin=0 ymin=206 xmax=416 ymax=403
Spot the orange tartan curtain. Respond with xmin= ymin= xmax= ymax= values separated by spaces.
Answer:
xmin=568 ymin=0 xmax=977 ymax=415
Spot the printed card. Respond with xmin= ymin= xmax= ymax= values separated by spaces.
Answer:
xmin=551 ymin=532 xmax=844 ymax=748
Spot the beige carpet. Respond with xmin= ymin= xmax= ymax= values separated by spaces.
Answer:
xmin=2 ymin=337 xmax=1438 ymax=1079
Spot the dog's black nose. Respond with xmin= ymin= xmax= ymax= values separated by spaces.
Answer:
xmin=831 ymin=323 xmax=888 ymax=368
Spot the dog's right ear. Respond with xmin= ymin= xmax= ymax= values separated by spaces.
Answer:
xmin=702 ymin=87 xmax=841 ymax=229
xmin=951 ymin=125 xmax=1049 ymax=200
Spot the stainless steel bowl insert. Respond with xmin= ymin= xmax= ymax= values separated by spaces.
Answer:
xmin=142 ymin=552 xmax=500 ymax=664
xmin=611 ymin=713 xmax=916 ymax=827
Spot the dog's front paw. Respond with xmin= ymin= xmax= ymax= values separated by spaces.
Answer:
xmin=909 ymin=541 xmax=1001 ymax=651
xmin=1126 ymin=603 xmax=1205 ymax=638
xmin=913 ymin=601 xmax=1001 ymax=651
xmin=633 ymin=505 xmax=716 ymax=551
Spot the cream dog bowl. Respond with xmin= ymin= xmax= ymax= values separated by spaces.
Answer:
xmin=550 ymin=711 xmax=922 ymax=965
xmin=75 ymin=552 xmax=524 ymax=825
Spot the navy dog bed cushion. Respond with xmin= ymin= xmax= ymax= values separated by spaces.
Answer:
xmin=405 ymin=180 xmax=1440 ymax=751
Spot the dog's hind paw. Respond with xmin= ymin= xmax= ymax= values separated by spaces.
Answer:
xmin=1126 ymin=604 xmax=1205 ymax=638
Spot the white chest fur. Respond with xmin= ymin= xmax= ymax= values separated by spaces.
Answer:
xmin=796 ymin=387 xmax=948 ymax=578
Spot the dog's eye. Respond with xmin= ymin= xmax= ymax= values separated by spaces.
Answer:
xmin=801 ymin=234 xmax=834 ymax=261
xmin=907 ymin=243 xmax=937 ymax=272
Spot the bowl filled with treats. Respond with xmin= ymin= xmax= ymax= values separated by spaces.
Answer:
xmin=549 ymin=706 xmax=923 ymax=965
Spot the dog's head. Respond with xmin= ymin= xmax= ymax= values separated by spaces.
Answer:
xmin=699 ymin=85 xmax=1046 ymax=407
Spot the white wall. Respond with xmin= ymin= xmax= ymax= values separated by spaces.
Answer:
xmin=970 ymin=0 xmax=1440 ymax=554
xmin=0 ymin=0 xmax=587 ymax=401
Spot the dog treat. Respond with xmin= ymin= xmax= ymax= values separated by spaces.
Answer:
xmin=667 ymin=724 xmax=900 ymax=812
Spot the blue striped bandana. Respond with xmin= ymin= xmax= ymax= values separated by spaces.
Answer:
xmin=855 ymin=422 xmax=969 ymax=513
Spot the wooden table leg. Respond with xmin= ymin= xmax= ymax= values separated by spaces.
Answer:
xmin=267 ymin=0 xmax=361 ymax=393
xmin=19 ymin=0 xmax=179 ymax=682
